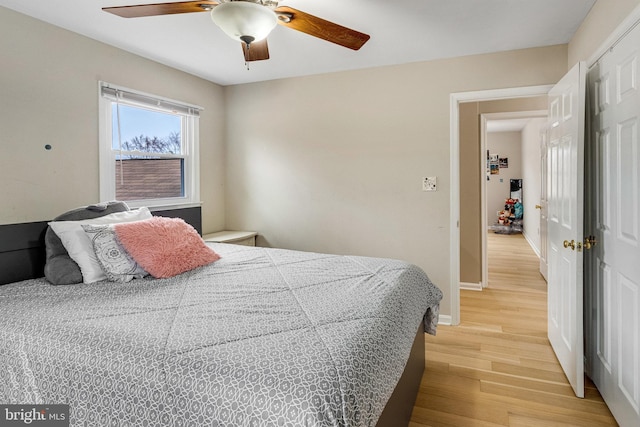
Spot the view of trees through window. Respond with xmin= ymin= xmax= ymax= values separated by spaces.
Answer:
xmin=112 ymin=104 xmax=185 ymax=201
xmin=120 ymin=132 xmax=181 ymax=156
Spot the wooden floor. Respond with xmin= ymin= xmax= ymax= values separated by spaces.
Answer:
xmin=409 ymin=232 xmax=618 ymax=427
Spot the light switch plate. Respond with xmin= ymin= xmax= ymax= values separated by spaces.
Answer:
xmin=422 ymin=176 xmax=437 ymax=191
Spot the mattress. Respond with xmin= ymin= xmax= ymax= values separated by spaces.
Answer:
xmin=0 ymin=243 xmax=442 ymax=426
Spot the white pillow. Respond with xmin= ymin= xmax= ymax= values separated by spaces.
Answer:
xmin=48 ymin=207 xmax=152 ymax=283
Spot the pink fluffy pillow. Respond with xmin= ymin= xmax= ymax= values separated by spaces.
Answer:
xmin=114 ymin=217 xmax=220 ymax=278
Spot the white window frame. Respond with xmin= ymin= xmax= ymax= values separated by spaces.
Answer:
xmin=98 ymin=82 xmax=202 ymax=209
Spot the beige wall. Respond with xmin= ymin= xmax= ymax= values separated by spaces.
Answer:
xmin=459 ymin=96 xmax=548 ymax=284
xmin=0 ymin=7 xmax=226 ymax=234
xmin=521 ymin=117 xmax=546 ymax=254
xmin=458 ymin=101 xmax=482 ymax=284
xmin=568 ymin=0 xmax=640 ymax=66
xmin=225 ymin=47 xmax=567 ymax=316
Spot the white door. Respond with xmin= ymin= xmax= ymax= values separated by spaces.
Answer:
xmin=586 ymin=21 xmax=640 ymax=426
xmin=539 ymin=127 xmax=549 ymax=281
xmin=547 ymin=62 xmax=586 ymax=398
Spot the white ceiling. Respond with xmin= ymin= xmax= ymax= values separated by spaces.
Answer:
xmin=486 ymin=118 xmax=533 ymax=133
xmin=0 ymin=0 xmax=596 ymax=86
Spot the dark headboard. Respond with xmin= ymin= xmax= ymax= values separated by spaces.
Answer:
xmin=0 ymin=206 xmax=202 ymax=286
xmin=0 ymin=221 xmax=49 ymax=285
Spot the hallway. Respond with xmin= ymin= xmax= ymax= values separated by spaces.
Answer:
xmin=410 ymin=232 xmax=617 ymax=426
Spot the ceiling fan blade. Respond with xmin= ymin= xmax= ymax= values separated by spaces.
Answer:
xmin=242 ymin=39 xmax=270 ymax=62
xmin=274 ymin=6 xmax=370 ymax=51
xmin=103 ymin=1 xmax=219 ymax=18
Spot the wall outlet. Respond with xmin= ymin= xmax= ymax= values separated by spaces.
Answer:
xmin=422 ymin=176 xmax=437 ymax=192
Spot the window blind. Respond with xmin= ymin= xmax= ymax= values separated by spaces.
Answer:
xmin=100 ymin=83 xmax=202 ymax=117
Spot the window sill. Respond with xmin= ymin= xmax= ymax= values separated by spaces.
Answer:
xmin=124 ymin=201 xmax=203 ymax=211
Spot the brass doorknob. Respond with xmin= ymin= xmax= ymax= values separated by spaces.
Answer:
xmin=563 ymin=240 xmax=576 ymax=250
xmin=535 ymin=204 xmax=542 ymax=209
xmin=584 ymin=235 xmax=598 ymax=250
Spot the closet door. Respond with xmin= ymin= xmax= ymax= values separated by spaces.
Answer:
xmin=587 ymin=21 xmax=640 ymax=427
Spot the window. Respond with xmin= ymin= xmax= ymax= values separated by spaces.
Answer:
xmin=99 ymin=82 xmax=202 ymax=209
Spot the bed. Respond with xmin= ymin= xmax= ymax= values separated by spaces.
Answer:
xmin=0 ymin=204 xmax=442 ymax=427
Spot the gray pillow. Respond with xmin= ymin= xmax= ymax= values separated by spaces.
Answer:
xmin=44 ymin=201 xmax=130 ymax=285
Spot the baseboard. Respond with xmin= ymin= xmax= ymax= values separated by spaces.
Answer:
xmin=522 ymin=231 xmax=541 ymax=258
xmin=460 ymin=282 xmax=482 ymax=291
xmin=438 ymin=314 xmax=452 ymax=326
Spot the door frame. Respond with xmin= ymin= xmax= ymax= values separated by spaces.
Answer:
xmin=449 ymin=85 xmax=552 ymax=324
xmin=480 ymin=110 xmax=547 ymax=289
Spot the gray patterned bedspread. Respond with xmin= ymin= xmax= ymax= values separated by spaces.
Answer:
xmin=0 ymin=244 xmax=442 ymax=426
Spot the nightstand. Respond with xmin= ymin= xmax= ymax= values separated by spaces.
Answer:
xmin=202 ymin=230 xmax=257 ymax=246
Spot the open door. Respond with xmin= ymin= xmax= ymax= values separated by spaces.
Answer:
xmin=546 ymin=62 xmax=586 ymax=398
xmin=539 ymin=126 xmax=549 ymax=281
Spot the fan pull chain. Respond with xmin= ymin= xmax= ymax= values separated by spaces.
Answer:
xmin=240 ymin=35 xmax=254 ymax=70
xmin=245 ymin=42 xmax=250 ymax=70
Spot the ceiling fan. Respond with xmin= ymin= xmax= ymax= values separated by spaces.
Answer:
xmin=103 ymin=0 xmax=370 ymax=62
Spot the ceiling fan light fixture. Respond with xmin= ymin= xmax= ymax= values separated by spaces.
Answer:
xmin=211 ymin=1 xmax=277 ymax=44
